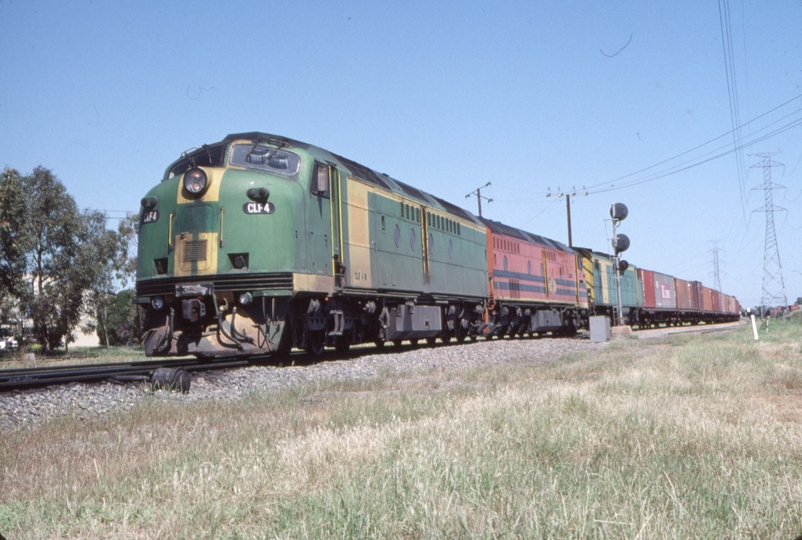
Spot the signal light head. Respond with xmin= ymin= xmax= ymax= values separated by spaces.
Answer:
xmin=610 ymin=203 xmax=628 ymax=221
xmin=612 ymin=233 xmax=630 ymax=254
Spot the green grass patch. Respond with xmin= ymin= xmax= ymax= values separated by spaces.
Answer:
xmin=2 ymin=320 xmax=802 ymax=538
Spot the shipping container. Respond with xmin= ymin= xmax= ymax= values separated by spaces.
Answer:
xmin=701 ymin=285 xmax=714 ymax=312
xmin=675 ymin=278 xmax=695 ymax=310
xmin=691 ymin=281 xmax=704 ymax=311
xmin=728 ymin=295 xmax=739 ymax=314
xmin=638 ymin=269 xmax=676 ymax=309
xmin=639 ymin=269 xmax=656 ymax=308
xmin=711 ymin=289 xmax=723 ymax=314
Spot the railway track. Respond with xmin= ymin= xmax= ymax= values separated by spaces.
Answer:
xmin=0 ymin=342 xmax=422 ymax=393
xmin=0 ymin=356 xmax=252 ymax=393
xmin=0 ymin=321 xmax=746 ymax=393
xmin=0 ymin=334 xmax=552 ymax=393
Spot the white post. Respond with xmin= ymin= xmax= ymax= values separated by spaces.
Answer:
xmin=750 ymin=314 xmax=759 ymax=341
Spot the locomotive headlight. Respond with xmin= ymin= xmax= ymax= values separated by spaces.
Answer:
xmin=238 ymin=292 xmax=253 ymax=306
xmin=151 ymin=296 xmax=165 ymax=310
xmin=183 ymin=168 xmax=208 ymax=195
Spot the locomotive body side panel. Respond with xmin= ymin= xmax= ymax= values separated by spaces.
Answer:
xmin=341 ymin=177 xmax=375 ymax=291
xmin=545 ymin=247 xmax=581 ymax=305
xmin=368 ymin=191 xmax=424 ymax=294
xmin=596 ymin=254 xmax=641 ymax=308
xmin=424 ymin=209 xmax=488 ymax=301
xmin=489 ymin=233 xmax=548 ymax=304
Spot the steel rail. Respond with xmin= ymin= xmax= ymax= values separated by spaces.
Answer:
xmin=0 ymin=357 xmax=250 ymax=393
xmin=0 ymin=321 xmax=742 ymax=392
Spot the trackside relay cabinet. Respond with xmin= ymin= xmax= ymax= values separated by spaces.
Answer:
xmin=589 ymin=315 xmax=611 ymax=342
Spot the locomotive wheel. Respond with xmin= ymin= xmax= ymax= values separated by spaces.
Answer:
xmin=306 ymin=330 xmax=325 ymax=356
xmin=393 ymin=339 xmax=403 ymax=347
xmin=426 ymin=337 xmax=437 ymax=346
xmin=374 ymin=339 xmax=385 ymax=349
xmin=410 ymin=339 xmax=419 ymax=347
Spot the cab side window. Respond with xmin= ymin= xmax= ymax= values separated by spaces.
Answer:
xmin=312 ymin=162 xmax=330 ymax=198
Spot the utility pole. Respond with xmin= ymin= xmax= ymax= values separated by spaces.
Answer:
xmin=750 ymin=153 xmax=788 ymax=312
xmin=547 ymin=186 xmax=587 ymax=247
xmin=465 ymin=182 xmax=492 ymax=218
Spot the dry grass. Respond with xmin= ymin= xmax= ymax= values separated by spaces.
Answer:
xmin=0 ymin=345 xmax=150 ymax=369
xmin=2 ymin=319 xmax=802 ymax=538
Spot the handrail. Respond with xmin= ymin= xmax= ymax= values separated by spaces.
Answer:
xmin=168 ymin=213 xmax=174 ymax=252
xmin=219 ymin=207 xmax=224 ymax=247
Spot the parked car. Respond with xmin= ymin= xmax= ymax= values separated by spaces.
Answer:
xmin=0 ymin=337 xmax=19 ymax=351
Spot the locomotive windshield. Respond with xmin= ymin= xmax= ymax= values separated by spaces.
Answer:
xmin=230 ymin=144 xmax=300 ymax=176
xmin=167 ymin=144 xmax=226 ymax=179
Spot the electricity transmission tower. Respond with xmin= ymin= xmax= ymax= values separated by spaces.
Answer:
xmin=709 ymin=240 xmax=722 ymax=292
xmin=750 ymin=153 xmax=788 ymax=310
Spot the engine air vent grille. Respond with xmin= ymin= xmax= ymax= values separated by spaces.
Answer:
xmin=184 ymin=240 xmax=208 ymax=262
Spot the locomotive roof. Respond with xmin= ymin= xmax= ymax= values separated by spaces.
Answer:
xmin=480 ymin=217 xmax=575 ymax=254
xmin=572 ymin=246 xmax=615 ymax=260
xmin=222 ymin=132 xmax=483 ymax=226
xmin=173 ymin=134 xmax=585 ymax=248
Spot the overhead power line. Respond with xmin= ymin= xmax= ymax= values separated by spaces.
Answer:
xmin=718 ymin=0 xmax=749 ymax=222
xmin=529 ymin=93 xmax=802 ymax=201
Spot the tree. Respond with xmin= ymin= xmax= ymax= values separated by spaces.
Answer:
xmin=116 ymin=213 xmax=139 ymax=285
xmin=87 ymin=290 xmax=140 ymax=346
xmin=0 ymin=167 xmax=30 ymax=310
xmin=22 ymin=167 xmax=101 ymax=353
xmin=78 ymin=210 xmax=124 ymax=349
xmin=80 ymin=212 xmax=142 ymax=349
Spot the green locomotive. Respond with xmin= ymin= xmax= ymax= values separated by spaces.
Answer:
xmin=135 ymin=133 xmax=489 ymax=357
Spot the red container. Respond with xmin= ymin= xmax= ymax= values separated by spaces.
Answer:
xmin=675 ymin=278 xmax=694 ymax=310
xmin=690 ymin=281 xmax=704 ymax=310
xmin=701 ymin=286 xmax=713 ymax=312
xmin=639 ymin=269 xmax=656 ymax=308
xmin=711 ymin=289 xmax=723 ymax=314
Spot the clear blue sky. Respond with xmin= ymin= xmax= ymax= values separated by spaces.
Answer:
xmin=2 ymin=0 xmax=801 ymax=308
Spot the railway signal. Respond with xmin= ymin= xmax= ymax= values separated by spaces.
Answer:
xmin=610 ymin=203 xmax=629 ymax=326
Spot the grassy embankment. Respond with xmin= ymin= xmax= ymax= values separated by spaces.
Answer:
xmin=2 ymin=319 xmax=801 ymax=539
xmin=0 ymin=345 xmax=149 ymax=369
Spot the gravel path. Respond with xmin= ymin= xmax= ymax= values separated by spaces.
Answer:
xmin=0 ymin=338 xmax=604 ymax=433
